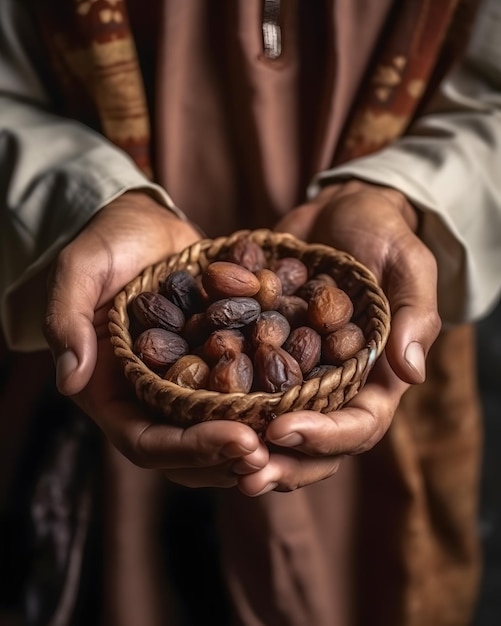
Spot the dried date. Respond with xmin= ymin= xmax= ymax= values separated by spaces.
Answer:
xmin=296 ymin=273 xmax=337 ymax=301
xmin=202 ymin=261 xmax=261 ymax=299
xmin=159 ymin=269 xmax=205 ymax=314
xmin=132 ymin=291 xmax=185 ymax=333
xmin=209 ymin=350 xmax=254 ymax=393
xmin=283 ymin=326 xmax=321 ymax=375
xmin=134 ymin=328 xmax=189 ymax=371
xmin=203 ymin=329 xmax=248 ymax=364
xmin=321 ymin=322 xmax=366 ymax=365
xmin=205 ymin=297 xmax=261 ymax=329
xmin=226 ymin=237 xmax=267 ymax=272
xmin=276 ymin=295 xmax=309 ymax=328
xmin=164 ymin=354 xmax=210 ymax=389
xmin=271 ymin=257 xmax=309 ymax=295
xmin=254 ymin=268 xmax=282 ymax=310
xmin=250 ymin=311 xmax=290 ymax=348
xmin=182 ymin=312 xmax=209 ymax=348
xmin=307 ymin=285 xmax=353 ymax=334
xmin=305 ymin=364 xmax=339 ymax=380
xmin=253 ymin=344 xmax=303 ymax=393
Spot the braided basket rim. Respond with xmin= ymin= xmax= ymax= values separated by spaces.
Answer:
xmin=108 ymin=229 xmax=391 ymax=429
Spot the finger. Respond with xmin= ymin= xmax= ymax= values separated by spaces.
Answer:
xmin=89 ymin=394 xmax=265 ymax=471
xmin=163 ymin=463 xmax=240 ymax=489
xmin=265 ymin=354 xmax=408 ymax=457
xmin=136 ymin=420 xmax=266 ymax=470
xmin=71 ymin=328 xmax=268 ymax=473
xmin=101 ymin=402 xmax=269 ymax=488
xmin=44 ymin=246 xmax=101 ymax=396
xmin=237 ymin=451 xmax=344 ymax=496
xmin=383 ymin=239 xmax=441 ymax=385
xmin=160 ymin=439 xmax=270 ymax=487
xmin=231 ymin=439 xmax=271 ymax=475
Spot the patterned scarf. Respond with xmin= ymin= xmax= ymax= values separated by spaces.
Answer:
xmin=32 ymin=0 xmax=479 ymax=178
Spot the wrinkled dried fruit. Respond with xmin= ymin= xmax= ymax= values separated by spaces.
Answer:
xmin=321 ymin=322 xmax=366 ymax=365
xmin=127 ymin=237 xmax=372 ymax=402
xmin=134 ymin=328 xmax=189 ymax=370
xmin=209 ymin=350 xmax=254 ymax=393
xmin=296 ymin=273 xmax=337 ymax=301
xmin=195 ymin=275 xmax=210 ymax=304
xmin=316 ymin=273 xmax=338 ymax=287
xmin=254 ymin=268 xmax=282 ymax=310
xmin=203 ymin=329 xmax=248 ymax=364
xmin=182 ymin=312 xmax=209 ymax=348
xmin=271 ymin=257 xmax=309 ymax=295
xmin=276 ymin=295 xmax=309 ymax=328
xmin=202 ymin=261 xmax=261 ymax=299
xmin=283 ymin=326 xmax=321 ymax=374
xmin=254 ymin=344 xmax=303 ymax=393
xmin=251 ymin=311 xmax=290 ymax=348
xmin=164 ymin=354 xmax=211 ymax=389
xmin=132 ymin=291 xmax=185 ymax=333
xmin=226 ymin=237 xmax=267 ymax=272
xmin=305 ymin=364 xmax=339 ymax=380
xmin=159 ymin=269 xmax=205 ymax=314
xmin=205 ymin=297 xmax=261 ymax=329
xmin=307 ymin=285 xmax=353 ymax=334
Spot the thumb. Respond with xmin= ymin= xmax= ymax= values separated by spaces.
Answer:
xmin=383 ymin=256 xmax=442 ymax=385
xmin=385 ymin=306 xmax=438 ymax=385
xmin=44 ymin=251 xmax=100 ymax=396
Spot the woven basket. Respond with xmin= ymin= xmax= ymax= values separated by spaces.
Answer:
xmin=108 ymin=229 xmax=391 ymax=433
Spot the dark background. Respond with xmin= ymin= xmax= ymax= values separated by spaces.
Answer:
xmin=472 ymin=299 xmax=501 ymax=625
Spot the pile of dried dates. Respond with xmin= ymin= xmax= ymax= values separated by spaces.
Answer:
xmin=129 ymin=236 xmax=367 ymax=394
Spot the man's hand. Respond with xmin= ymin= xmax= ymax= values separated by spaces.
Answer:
xmin=237 ymin=179 xmax=441 ymax=496
xmin=43 ymin=191 xmax=268 ymax=488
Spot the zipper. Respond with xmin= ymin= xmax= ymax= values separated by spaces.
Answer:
xmin=262 ymin=0 xmax=282 ymax=59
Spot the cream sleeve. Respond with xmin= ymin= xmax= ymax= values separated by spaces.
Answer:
xmin=308 ymin=0 xmax=501 ymax=324
xmin=0 ymin=1 xmax=184 ymax=351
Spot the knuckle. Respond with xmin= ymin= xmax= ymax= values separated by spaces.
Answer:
xmin=126 ymin=425 xmax=155 ymax=469
xmin=415 ymin=308 xmax=442 ymax=350
xmin=352 ymin=439 xmax=378 ymax=455
xmin=352 ymin=410 xmax=392 ymax=455
xmin=42 ymin=309 xmax=67 ymax=346
xmin=42 ymin=312 xmax=57 ymax=343
xmin=181 ymin=430 xmax=213 ymax=468
xmin=313 ymin=437 xmax=337 ymax=456
xmin=275 ymin=482 xmax=299 ymax=493
xmin=428 ymin=309 xmax=442 ymax=340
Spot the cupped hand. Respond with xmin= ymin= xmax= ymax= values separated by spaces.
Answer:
xmin=44 ymin=191 xmax=268 ymax=487
xmin=237 ymin=179 xmax=442 ymax=496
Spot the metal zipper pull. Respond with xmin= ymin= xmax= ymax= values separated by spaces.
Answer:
xmin=262 ymin=0 xmax=282 ymax=59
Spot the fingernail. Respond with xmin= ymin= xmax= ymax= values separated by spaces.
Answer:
xmin=56 ymin=350 xmax=78 ymax=389
xmin=269 ymin=432 xmax=304 ymax=447
xmin=221 ymin=441 xmax=255 ymax=459
xmin=405 ymin=341 xmax=426 ymax=383
xmin=231 ymin=460 xmax=262 ymax=475
xmin=252 ymin=482 xmax=278 ymax=497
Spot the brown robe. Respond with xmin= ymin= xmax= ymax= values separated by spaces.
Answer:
xmin=2 ymin=1 xmax=483 ymax=625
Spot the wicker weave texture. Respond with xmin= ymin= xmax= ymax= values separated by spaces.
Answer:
xmin=108 ymin=229 xmax=391 ymax=432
